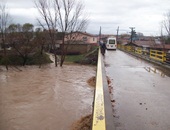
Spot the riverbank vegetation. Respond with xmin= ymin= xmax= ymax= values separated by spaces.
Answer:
xmin=0 ymin=0 xmax=88 ymax=69
xmin=65 ymin=47 xmax=98 ymax=65
xmin=0 ymin=46 xmax=98 ymax=66
xmin=0 ymin=52 xmax=52 ymax=66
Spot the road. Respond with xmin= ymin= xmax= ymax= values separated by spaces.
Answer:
xmin=105 ymin=50 xmax=170 ymax=130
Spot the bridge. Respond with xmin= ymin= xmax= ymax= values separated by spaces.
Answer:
xmin=92 ymin=48 xmax=170 ymax=130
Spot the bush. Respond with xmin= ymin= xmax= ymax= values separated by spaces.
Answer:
xmin=81 ymin=47 xmax=98 ymax=65
xmin=27 ymin=52 xmax=53 ymax=65
xmin=0 ymin=52 xmax=53 ymax=65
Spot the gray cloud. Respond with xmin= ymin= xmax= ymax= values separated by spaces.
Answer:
xmin=6 ymin=0 xmax=34 ymax=8
xmin=2 ymin=0 xmax=170 ymax=36
xmin=85 ymin=0 xmax=170 ymax=35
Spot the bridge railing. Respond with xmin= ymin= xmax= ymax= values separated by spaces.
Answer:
xmin=166 ymin=53 xmax=170 ymax=64
xmin=135 ymin=47 xmax=143 ymax=55
xmin=150 ymin=50 xmax=166 ymax=62
xmin=91 ymin=48 xmax=115 ymax=130
xmin=117 ymin=44 xmax=169 ymax=65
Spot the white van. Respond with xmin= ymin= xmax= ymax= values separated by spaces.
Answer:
xmin=106 ymin=37 xmax=117 ymax=50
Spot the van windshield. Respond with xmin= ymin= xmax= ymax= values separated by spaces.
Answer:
xmin=109 ymin=40 xmax=115 ymax=44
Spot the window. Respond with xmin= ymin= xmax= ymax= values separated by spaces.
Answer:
xmin=83 ymin=37 xmax=87 ymax=41
xmin=109 ymin=40 xmax=115 ymax=44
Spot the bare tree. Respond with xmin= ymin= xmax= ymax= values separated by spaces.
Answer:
xmin=34 ymin=28 xmax=47 ymax=68
xmin=35 ymin=0 xmax=59 ymax=66
xmin=0 ymin=2 xmax=10 ymax=70
xmin=7 ymin=23 xmax=36 ymax=66
xmin=35 ymin=0 xmax=88 ymax=67
xmin=159 ymin=22 xmax=166 ymax=50
xmin=162 ymin=10 xmax=170 ymax=37
xmin=54 ymin=0 xmax=88 ymax=66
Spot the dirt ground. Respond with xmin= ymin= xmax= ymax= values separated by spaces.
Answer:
xmin=71 ymin=114 xmax=92 ymax=130
xmin=87 ymin=76 xmax=96 ymax=87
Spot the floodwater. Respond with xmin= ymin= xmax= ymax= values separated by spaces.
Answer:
xmin=0 ymin=62 xmax=95 ymax=130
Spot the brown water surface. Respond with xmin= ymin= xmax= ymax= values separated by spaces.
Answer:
xmin=0 ymin=63 xmax=95 ymax=130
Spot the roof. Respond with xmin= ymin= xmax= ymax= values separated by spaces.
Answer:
xmin=70 ymin=31 xmax=97 ymax=37
xmin=119 ymin=39 xmax=170 ymax=50
xmin=135 ymin=41 xmax=154 ymax=47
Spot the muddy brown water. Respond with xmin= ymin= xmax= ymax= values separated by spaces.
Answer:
xmin=0 ymin=63 xmax=95 ymax=130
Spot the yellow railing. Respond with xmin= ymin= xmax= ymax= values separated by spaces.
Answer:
xmin=118 ymin=44 xmax=168 ymax=63
xmin=135 ymin=47 xmax=142 ymax=55
xmin=142 ymin=50 xmax=149 ymax=55
xmin=126 ymin=46 xmax=132 ymax=52
xmin=92 ymin=48 xmax=106 ymax=130
xmin=150 ymin=49 xmax=166 ymax=62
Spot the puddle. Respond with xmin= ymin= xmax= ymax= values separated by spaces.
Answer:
xmin=144 ymin=66 xmax=170 ymax=77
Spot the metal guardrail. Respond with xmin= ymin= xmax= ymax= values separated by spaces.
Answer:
xmin=150 ymin=49 xmax=166 ymax=62
xmin=165 ymin=53 xmax=170 ymax=64
xmin=135 ymin=47 xmax=142 ymax=55
xmin=117 ymin=44 xmax=169 ymax=65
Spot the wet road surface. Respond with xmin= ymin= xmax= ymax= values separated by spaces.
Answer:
xmin=105 ymin=50 xmax=170 ymax=130
xmin=0 ymin=63 xmax=95 ymax=130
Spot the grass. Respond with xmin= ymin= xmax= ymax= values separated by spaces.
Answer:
xmin=65 ymin=54 xmax=84 ymax=63
xmin=65 ymin=47 xmax=99 ymax=65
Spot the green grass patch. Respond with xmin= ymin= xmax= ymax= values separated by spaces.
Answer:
xmin=65 ymin=47 xmax=99 ymax=65
xmin=65 ymin=55 xmax=84 ymax=63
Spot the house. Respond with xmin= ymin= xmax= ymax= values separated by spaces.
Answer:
xmin=45 ymin=31 xmax=98 ymax=54
xmin=65 ymin=31 xmax=98 ymax=45
xmin=61 ymin=31 xmax=98 ymax=54
xmin=119 ymin=35 xmax=170 ymax=51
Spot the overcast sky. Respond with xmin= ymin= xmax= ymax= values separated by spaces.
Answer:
xmin=2 ymin=0 xmax=170 ymax=36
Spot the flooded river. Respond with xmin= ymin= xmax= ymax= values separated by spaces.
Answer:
xmin=0 ymin=63 xmax=95 ymax=130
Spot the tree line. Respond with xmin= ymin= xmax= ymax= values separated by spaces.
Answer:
xmin=0 ymin=0 xmax=88 ymax=70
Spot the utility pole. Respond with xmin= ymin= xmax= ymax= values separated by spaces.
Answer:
xmin=99 ymin=26 xmax=102 ymax=43
xmin=129 ymin=27 xmax=135 ymax=44
xmin=116 ymin=26 xmax=119 ymax=42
